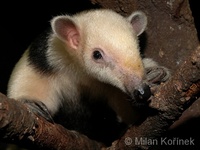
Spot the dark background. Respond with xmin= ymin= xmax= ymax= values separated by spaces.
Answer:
xmin=0 ymin=0 xmax=99 ymax=94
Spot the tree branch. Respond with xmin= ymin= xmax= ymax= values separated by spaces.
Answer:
xmin=0 ymin=93 xmax=104 ymax=150
xmin=110 ymin=46 xmax=200 ymax=149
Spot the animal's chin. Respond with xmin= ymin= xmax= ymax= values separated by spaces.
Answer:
xmin=126 ymin=95 xmax=150 ymax=108
xmin=125 ymin=86 xmax=151 ymax=108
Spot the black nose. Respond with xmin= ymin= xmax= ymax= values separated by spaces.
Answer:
xmin=133 ymin=84 xmax=151 ymax=101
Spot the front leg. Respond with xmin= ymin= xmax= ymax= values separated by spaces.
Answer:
xmin=143 ymin=58 xmax=171 ymax=87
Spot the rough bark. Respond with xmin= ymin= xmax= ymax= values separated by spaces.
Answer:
xmin=0 ymin=94 xmax=104 ymax=150
xmin=91 ymin=0 xmax=137 ymax=16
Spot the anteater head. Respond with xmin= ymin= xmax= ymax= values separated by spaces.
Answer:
xmin=51 ymin=9 xmax=150 ymax=102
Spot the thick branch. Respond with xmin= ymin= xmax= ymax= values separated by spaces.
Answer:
xmin=0 ymin=94 xmax=104 ymax=150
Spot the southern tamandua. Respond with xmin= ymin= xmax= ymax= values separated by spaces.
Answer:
xmin=7 ymin=9 xmax=170 ymax=145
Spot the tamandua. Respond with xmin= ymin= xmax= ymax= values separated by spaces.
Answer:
xmin=7 ymin=9 xmax=170 ymax=145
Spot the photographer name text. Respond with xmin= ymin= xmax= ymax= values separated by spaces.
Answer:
xmin=124 ymin=137 xmax=195 ymax=146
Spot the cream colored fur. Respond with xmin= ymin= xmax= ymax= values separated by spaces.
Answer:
xmin=8 ymin=9 xmax=149 ymax=124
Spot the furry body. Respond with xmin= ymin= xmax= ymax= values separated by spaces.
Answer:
xmin=7 ymin=9 xmax=169 ymax=145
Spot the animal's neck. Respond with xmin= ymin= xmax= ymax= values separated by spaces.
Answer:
xmin=47 ymin=36 xmax=78 ymax=71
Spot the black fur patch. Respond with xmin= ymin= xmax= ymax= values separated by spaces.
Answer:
xmin=53 ymin=90 xmax=127 ymax=146
xmin=28 ymin=28 xmax=54 ymax=74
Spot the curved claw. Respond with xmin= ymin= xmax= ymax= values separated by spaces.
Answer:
xmin=146 ymin=66 xmax=170 ymax=86
xmin=20 ymin=99 xmax=54 ymax=123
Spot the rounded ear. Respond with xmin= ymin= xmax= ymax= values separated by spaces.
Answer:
xmin=127 ymin=11 xmax=147 ymax=36
xmin=51 ymin=16 xmax=80 ymax=49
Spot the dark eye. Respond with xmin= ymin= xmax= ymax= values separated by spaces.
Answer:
xmin=93 ymin=50 xmax=102 ymax=60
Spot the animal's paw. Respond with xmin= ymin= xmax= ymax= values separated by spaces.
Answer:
xmin=143 ymin=58 xmax=170 ymax=87
xmin=145 ymin=66 xmax=170 ymax=86
xmin=20 ymin=99 xmax=54 ymax=123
